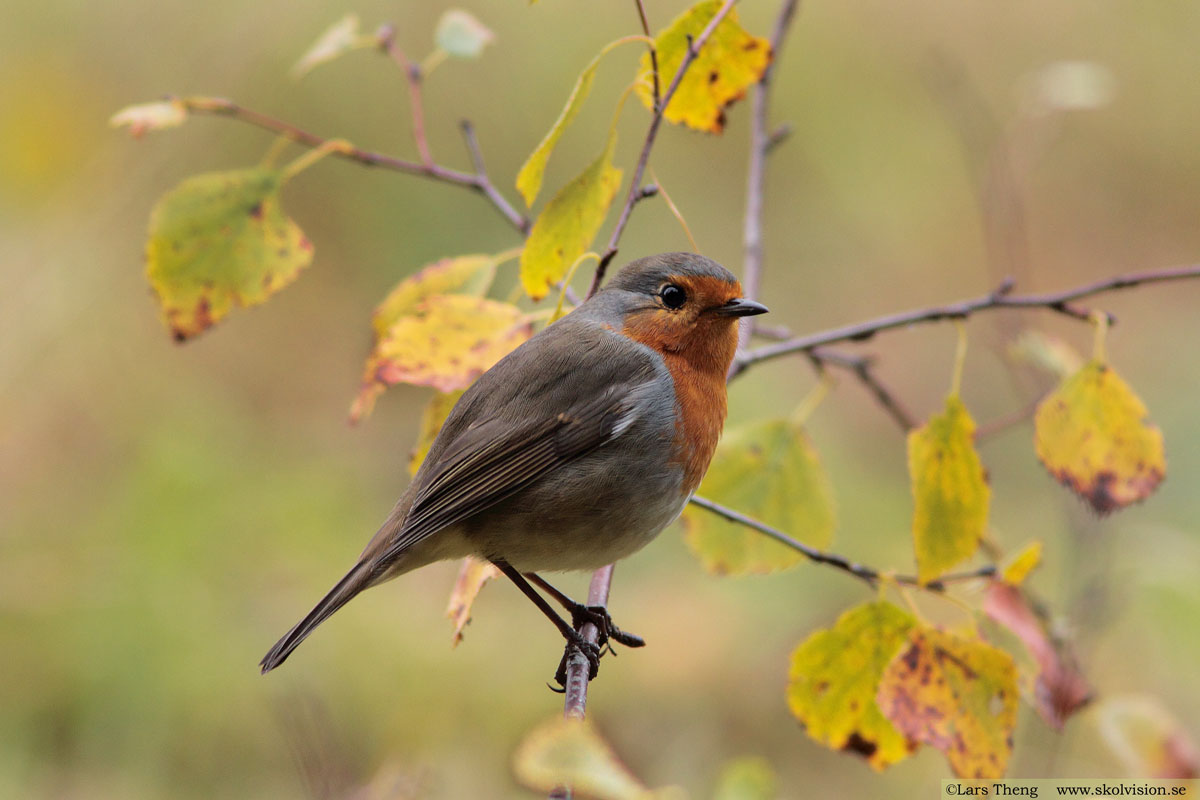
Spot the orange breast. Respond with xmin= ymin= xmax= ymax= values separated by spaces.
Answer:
xmin=662 ymin=352 xmax=728 ymax=494
xmin=620 ymin=312 xmax=739 ymax=496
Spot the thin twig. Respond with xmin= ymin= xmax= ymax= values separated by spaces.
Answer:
xmin=688 ymin=495 xmax=996 ymax=591
xmin=730 ymin=266 xmax=1200 ymax=378
xmin=377 ymin=24 xmax=434 ymax=167
xmin=633 ymin=0 xmax=660 ymax=110
xmin=739 ymin=0 xmax=801 ymax=351
xmin=177 ymin=96 xmax=530 ymax=234
xmin=460 ymin=121 xmax=532 ymax=236
xmin=975 ymin=393 xmax=1044 ymax=442
xmin=587 ymin=0 xmax=739 ymax=298
xmin=809 ymin=348 xmax=917 ymax=432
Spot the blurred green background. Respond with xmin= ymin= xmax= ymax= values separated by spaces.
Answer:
xmin=3 ymin=0 xmax=1199 ymax=797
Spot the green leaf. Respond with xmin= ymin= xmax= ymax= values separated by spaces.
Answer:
xmin=145 ymin=168 xmax=312 ymax=341
xmin=682 ymin=418 xmax=835 ymax=576
xmin=371 ymin=254 xmax=498 ymax=338
xmin=1034 ymin=360 xmax=1165 ymax=514
xmin=513 ymin=717 xmax=685 ymax=800
xmin=636 ymin=0 xmax=771 ymax=133
xmin=519 ymin=129 xmax=622 ymax=300
xmin=110 ymin=99 xmax=188 ymax=137
xmin=712 ymin=756 xmax=776 ymax=800
xmin=908 ymin=395 xmax=990 ymax=584
xmin=434 ymin=10 xmax=495 ymax=60
xmin=877 ymin=627 xmax=1019 ymax=779
xmin=786 ymin=601 xmax=918 ymax=771
xmin=351 ymin=295 xmax=532 ymax=422
xmin=291 ymin=14 xmax=364 ymax=79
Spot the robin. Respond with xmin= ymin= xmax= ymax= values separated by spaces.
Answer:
xmin=259 ymin=252 xmax=767 ymax=682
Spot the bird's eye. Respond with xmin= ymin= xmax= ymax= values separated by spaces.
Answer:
xmin=660 ymin=284 xmax=687 ymax=309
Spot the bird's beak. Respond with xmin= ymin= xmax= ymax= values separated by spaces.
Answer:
xmin=713 ymin=297 xmax=769 ymax=317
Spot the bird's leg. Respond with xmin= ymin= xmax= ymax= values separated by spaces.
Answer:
xmin=491 ymin=560 xmax=601 ymax=685
xmin=525 ymin=572 xmax=645 ymax=649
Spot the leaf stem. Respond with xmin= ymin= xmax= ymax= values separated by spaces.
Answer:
xmin=950 ymin=319 xmax=968 ymax=398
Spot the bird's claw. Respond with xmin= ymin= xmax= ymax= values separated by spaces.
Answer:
xmin=570 ymin=604 xmax=646 ymax=650
xmin=553 ymin=635 xmax=601 ymax=689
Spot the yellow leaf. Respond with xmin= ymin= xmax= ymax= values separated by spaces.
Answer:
xmin=1097 ymin=695 xmax=1200 ymax=779
xmin=908 ymin=396 xmax=990 ymax=584
xmin=292 ymin=14 xmax=364 ymax=78
xmin=1000 ymin=541 xmax=1042 ymax=586
xmin=445 ymin=556 xmax=499 ymax=646
xmin=787 ymin=601 xmax=918 ymax=771
xmin=520 ymin=130 xmax=623 ymax=300
xmin=372 ymin=255 xmax=497 ymax=338
xmin=145 ymin=168 xmax=313 ymax=341
xmin=712 ymin=756 xmax=776 ymax=800
xmin=409 ymin=389 xmax=465 ymax=476
xmin=1034 ymin=360 xmax=1165 ymax=514
xmin=513 ymin=717 xmax=685 ymax=800
xmin=682 ymin=419 xmax=835 ymax=576
xmin=636 ymin=0 xmax=771 ymax=133
xmin=110 ymin=99 xmax=187 ymax=138
xmin=876 ymin=627 xmax=1019 ymax=779
xmin=351 ymin=295 xmax=532 ymax=421
xmin=516 ymin=53 xmax=603 ymax=207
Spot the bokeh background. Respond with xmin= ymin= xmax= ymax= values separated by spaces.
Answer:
xmin=3 ymin=0 xmax=1199 ymax=797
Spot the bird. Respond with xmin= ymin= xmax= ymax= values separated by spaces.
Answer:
xmin=259 ymin=252 xmax=767 ymax=681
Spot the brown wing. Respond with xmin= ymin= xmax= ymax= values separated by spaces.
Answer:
xmin=368 ymin=380 xmax=646 ymax=577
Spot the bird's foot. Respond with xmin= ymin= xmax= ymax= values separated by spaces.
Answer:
xmin=568 ymin=604 xmax=646 ymax=650
xmin=553 ymin=632 xmax=602 ymax=689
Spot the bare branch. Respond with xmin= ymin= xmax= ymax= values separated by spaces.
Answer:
xmin=730 ymin=266 xmax=1200 ymax=378
xmin=177 ymin=96 xmax=530 ymax=235
xmin=376 ymin=24 xmax=434 ymax=167
xmin=688 ymin=495 xmax=996 ymax=592
xmin=809 ymin=348 xmax=917 ymax=432
xmin=587 ymin=0 xmax=739 ymax=299
xmin=740 ymin=0 xmax=801 ymax=350
xmin=633 ymin=0 xmax=660 ymax=110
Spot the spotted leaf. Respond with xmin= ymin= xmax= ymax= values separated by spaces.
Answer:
xmin=145 ymin=168 xmax=312 ymax=341
xmin=636 ymin=0 xmax=771 ymax=133
xmin=787 ymin=601 xmax=919 ymax=771
xmin=351 ymin=295 xmax=531 ymax=422
xmin=1034 ymin=360 xmax=1165 ymax=514
xmin=877 ymin=627 xmax=1019 ymax=779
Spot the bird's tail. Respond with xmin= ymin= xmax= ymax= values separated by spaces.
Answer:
xmin=259 ymin=561 xmax=375 ymax=674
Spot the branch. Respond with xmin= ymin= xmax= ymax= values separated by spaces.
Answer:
xmin=740 ymin=0 xmax=801 ymax=351
xmin=809 ymin=348 xmax=917 ymax=432
xmin=177 ymin=96 xmax=530 ymax=235
xmin=688 ymin=495 xmax=996 ymax=592
xmin=587 ymin=0 xmax=739 ymax=298
xmin=376 ymin=24 xmax=434 ymax=167
xmin=730 ymin=265 xmax=1200 ymax=378
xmin=633 ymin=0 xmax=660 ymax=110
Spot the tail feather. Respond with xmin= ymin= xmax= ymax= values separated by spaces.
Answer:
xmin=260 ymin=562 xmax=374 ymax=674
